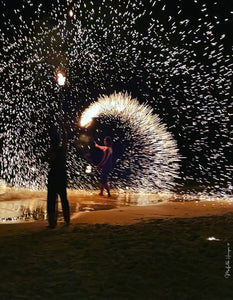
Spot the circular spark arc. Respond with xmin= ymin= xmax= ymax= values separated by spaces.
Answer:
xmin=80 ymin=92 xmax=181 ymax=192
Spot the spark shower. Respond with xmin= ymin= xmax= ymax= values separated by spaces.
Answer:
xmin=0 ymin=0 xmax=232 ymax=195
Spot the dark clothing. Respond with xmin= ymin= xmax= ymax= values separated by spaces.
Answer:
xmin=48 ymin=146 xmax=67 ymax=184
xmin=47 ymin=186 xmax=69 ymax=213
xmin=47 ymin=146 xmax=70 ymax=226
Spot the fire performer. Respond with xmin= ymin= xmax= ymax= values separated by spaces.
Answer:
xmin=94 ymin=136 xmax=113 ymax=197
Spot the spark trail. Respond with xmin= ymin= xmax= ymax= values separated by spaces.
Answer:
xmin=80 ymin=92 xmax=180 ymax=192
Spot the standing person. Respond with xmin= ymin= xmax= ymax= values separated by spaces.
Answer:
xmin=94 ymin=136 xmax=113 ymax=197
xmin=47 ymin=135 xmax=70 ymax=228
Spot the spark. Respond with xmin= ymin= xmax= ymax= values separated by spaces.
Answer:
xmin=56 ymin=71 xmax=66 ymax=86
xmin=0 ymin=0 xmax=231 ymax=195
xmin=68 ymin=10 xmax=74 ymax=18
xmin=80 ymin=92 xmax=180 ymax=192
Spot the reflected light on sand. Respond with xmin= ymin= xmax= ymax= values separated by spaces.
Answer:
xmin=0 ymin=186 xmax=232 ymax=224
xmin=206 ymin=237 xmax=220 ymax=241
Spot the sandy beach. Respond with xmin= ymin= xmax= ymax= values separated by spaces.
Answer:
xmin=1 ymin=191 xmax=233 ymax=299
xmin=0 ymin=189 xmax=233 ymax=236
xmin=73 ymin=199 xmax=233 ymax=225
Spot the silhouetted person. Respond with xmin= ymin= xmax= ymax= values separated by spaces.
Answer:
xmin=94 ymin=136 xmax=113 ymax=197
xmin=47 ymin=136 xmax=70 ymax=228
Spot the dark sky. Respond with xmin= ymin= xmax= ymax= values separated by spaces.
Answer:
xmin=0 ymin=0 xmax=232 ymax=190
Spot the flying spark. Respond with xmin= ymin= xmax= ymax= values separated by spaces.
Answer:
xmin=80 ymin=92 xmax=180 ymax=192
xmin=0 ymin=0 xmax=232 ymax=195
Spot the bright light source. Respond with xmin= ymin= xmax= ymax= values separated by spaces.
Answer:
xmin=85 ymin=165 xmax=92 ymax=174
xmin=69 ymin=10 xmax=74 ymax=17
xmin=207 ymin=237 xmax=220 ymax=241
xmin=0 ymin=179 xmax=8 ymax=194
xmin=56 ymin=71 xmax=66 ymax=86
xmin=80 ymin=106 xmax=100 ymax=127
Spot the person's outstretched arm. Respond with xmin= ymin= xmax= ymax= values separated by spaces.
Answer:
xmin=94 ymin=141 xmax=106 ymax=151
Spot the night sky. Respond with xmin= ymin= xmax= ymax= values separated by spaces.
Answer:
xmin=0 ymin=0 xmax=232 ymax=193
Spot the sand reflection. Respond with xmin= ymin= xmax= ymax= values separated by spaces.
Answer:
xmin=0 ymin=188 xmax=175 ymax=223
xmin=1 ymin=187 xmax=231 ymax=224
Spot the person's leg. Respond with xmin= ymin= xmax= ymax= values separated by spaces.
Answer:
xmin=47 ymin=185 xmax=57 ymax=228
xmin=99 ymin=170 xmax=105 ymax=195
xmin=99 ymin=183 xmax=104 ymax=195
xmin=105 ymin=182 xmax=111 ymax=197
xmin=100 ymin=169 xmax=108 ymax=195
xmin=59 ymin=187 xmax=70 ymax=224
xmin=103 ymin=182 xmax=111 ymax=197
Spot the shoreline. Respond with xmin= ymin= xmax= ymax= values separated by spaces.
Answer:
xmin=0 ymin=199 xmax=233 ymax=237
xmin=72 ymin=199 xmax=233 ymax=224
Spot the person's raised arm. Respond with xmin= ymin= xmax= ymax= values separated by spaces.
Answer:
xmin=94 ymin=141 xmax=106 ymax=151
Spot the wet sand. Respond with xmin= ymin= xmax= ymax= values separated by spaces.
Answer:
xmin=0 ymin=189 xmax=233 ymax=236
xmin=72 ymin=199 xmax=233 ymax=225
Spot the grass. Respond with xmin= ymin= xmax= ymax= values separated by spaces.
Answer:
xmin=0 ymin=213 xmax=233 ymax=299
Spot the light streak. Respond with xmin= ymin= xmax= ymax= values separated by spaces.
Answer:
xmin=80 ymin=93 xmax=180 ymax=192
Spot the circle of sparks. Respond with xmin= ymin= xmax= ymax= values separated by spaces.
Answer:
xmin=80 ymin=92 xmax=180 ymax=192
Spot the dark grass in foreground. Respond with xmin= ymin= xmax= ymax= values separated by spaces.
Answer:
xmin=1 ymin=213 xmax=233 ymax=300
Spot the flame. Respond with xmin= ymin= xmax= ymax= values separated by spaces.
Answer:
xmin=80 ymin=105 xmax=100 ymax=127
xmin=56 ymin=71 xmax=66 ymax=86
